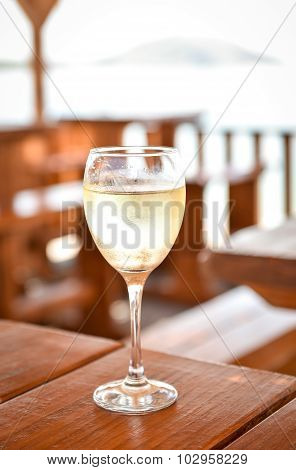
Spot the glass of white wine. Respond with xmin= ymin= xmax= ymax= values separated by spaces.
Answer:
xmin=83 ymin=146 xmax=186 ymax=414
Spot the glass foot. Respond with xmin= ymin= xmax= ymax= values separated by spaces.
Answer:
xmin=93 ymin=377 xmax=178 ymax=414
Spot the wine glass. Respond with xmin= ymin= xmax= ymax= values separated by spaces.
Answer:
xmin=83 ymin=146 xmax=186 ymax=414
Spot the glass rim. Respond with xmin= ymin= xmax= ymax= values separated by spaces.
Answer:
xmin=89 ymin=146 xmax=178 ymax=158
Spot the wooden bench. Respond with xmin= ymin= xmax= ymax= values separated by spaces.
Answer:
xmin=141 ymin=286 xmax=296 ymax=374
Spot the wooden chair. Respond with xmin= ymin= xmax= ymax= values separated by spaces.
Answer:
xmin=0 ymin=182 xmax=126 ymax=337
xmin=0 ymin=126 xmax=57 ymax=212
xmin=145 ymin=125 xmax=263 ymax=305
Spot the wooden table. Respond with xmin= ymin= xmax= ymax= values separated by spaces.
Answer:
xmin=0 ymin=320 xmax=295 ymax=450
xmin=205 ymin=219 xmax=296 ymax=309
xmin=0 ymin=320 xmax=120 ymax=403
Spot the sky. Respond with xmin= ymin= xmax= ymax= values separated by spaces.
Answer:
xmin=1 ymin=1 xmax=296 ymax=64
xmin=42 ymin=0 xmax=294 ymax=65
xmin=0 ymin=0 xmax=296 ymax=128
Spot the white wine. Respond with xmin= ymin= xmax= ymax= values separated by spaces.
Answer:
xmin=84 ymin=147 xmax=184 ymax=413
xmin=84 ymin=184 xmax=185 ymax=273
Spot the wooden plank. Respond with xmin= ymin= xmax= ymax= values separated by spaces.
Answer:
xmin=142 ymin=287 xmax=296 ymax=372
xmin=142 ymin=286 xmax=267 ymax=357
xmin=11 ymin=278 xmax=96 ymax=323
xmin=0 ymin=349 xmax=295 ymax=450
xmin=228 ymin=219 xmax=296 ymax=259
xmin=0 ymin=320 xmax=121 ymax=403
xmin=227 ymin=398 xmax=296 ymax=449
xmin=234 ymin=329 xmax=296 ymax=375
xmin=208 ymin=253 xmax=296 ymax=309
xmin=189 ymin=317 xmax=295 ymax=364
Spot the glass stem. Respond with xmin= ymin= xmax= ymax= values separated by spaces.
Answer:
xmin=124 ymin=273 xmax=148 ymax=386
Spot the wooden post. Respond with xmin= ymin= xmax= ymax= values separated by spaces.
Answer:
xmin=253 ymin=132 xmax=261 ymax=167
xmin=159 ymin=121 xmax=176 ymax=147
xmin=32 ymin=24 xmax=43 ymax=124
xmin=228 ymin=131 xmax=262 ymax=232
xmin=17 ymin=0 xmax=58 ymax=124
xmin=197 ymin=129 xmax=204 ymax=170
xmin=224 ymin=131 xmax=232 ymax=165
xmin=283 ymin=133 xmax=292 ymax=216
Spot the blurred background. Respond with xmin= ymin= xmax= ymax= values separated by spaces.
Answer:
xmin=0 ymin=0 xmax=296 ymax=374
